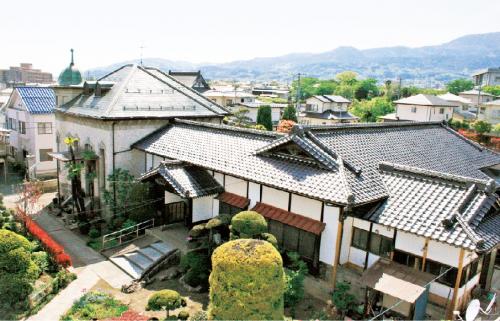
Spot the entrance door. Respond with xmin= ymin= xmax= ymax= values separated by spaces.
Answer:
xmin=165 ymin=201 xmax=187 ymax=224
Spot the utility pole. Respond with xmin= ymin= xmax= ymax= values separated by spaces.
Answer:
xmin=139 ymin=44 xmax=146 ymax=66
xmin=296 ymin=73 xmax=301 ymax=119
xmin=397 ymin=76 xmax=402 ymax=99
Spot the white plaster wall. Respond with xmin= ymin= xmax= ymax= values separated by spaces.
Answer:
xmin=213 ymin=172 xmax=224 ymax=185
xmin=340 ymin=216 xmax=353 ymax=264
xmin=165 ymin=191 xmax=183 ymax=204
xmin=192 ymin=196 xmax=215 ymax=222
xmin=348 ymin=247 xmax=366 ymax=267
xmin=212 ymin=199 xmax=220 ymax=217
xmin=319 ymin=205 xmax=340 ymax=265
xmin=353 ymin=218 xmax=371 ymax=231
xmin=395 ymin=231 xmax=426 ymax=257
xmin=367 ymin=253 xmax=381 ymax=268
xmin=224 ymin=175 xmax=247 ymax=197
xmin=429 ymin=282 xmax=452 ymax=299
xmin=261 ymin=186 xmax=289 ymax=210
xmin=397 ymin=104 xmax=430 ymax=121
xmin=372 ymin=223 xmax=394 ymax=238
xmin=248 ymin=182 xmax=261 ymax=208
xmin=33 ymin=113 xmax=57 ymax=174
xmin=427 ymin=239 xmax=461 ymax=268
xmin=290 ymin=194 xmax=322 ymax=220
xmin=146 ymin=154 xmax=153 ymax=171
xmin=458 ymin=274 xmax=480 ymax=297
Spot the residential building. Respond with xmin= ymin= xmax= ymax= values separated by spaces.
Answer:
xmin=168 ymin=71 xmax=211 ymax=93
xmin=204 ymin=89 xmax=256 ymax=107
xmin=478 ymin=99 xmax=500 ymax=125
xmin=4 ymin=86 xmax=57 ymax=177
xmin=300 ymin=95 xmax=358 ymax=124
xmin=252 ymin=87 xmax=289 ymax=100
xmin=0 ymin=63 xmax=53 ymax=85
xmin=438 ymin=92 xmax=476 ymax=121
xmin=387 ymin=94 xmax=458 ymax=122
xmin=231 ymin=102 xmax=287 ymax=123
xmin=472 ymin=68 xmax=500 ymax=87
xmin=459 ymin=89 xmax=496 ymax=106
xmin=52 ymin=53 xmax=229 ymax=209
xmin=0 ymin=128 xmax=10 ymax=182
xmin=133 ymin=120 xmax=500 ymax=318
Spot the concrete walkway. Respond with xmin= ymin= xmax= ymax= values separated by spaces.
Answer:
xmin=21 ymin=196 xmax=132 ymax=321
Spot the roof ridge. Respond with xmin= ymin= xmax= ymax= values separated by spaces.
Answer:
xmin=97 ymin=64 xmax=134 ymax=82
xmin=143 ymin=67 xmax=230 ymax=114
xmin=337 ymin=155 xmax=354 ymax=205
xmin=303 ymin=120 xmax=445 ymax=131
xmin=379 ymin=161 xmax=495 ymax=191
xmin=105 ymin=64 xmax=138 ymax=117
xmin=442 ymin=124 xmax=489 ymax=152
xmin=173 ymin=118 xmax=284 ymax=138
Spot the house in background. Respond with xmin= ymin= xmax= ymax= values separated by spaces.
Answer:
xmin=51 ymin=53 xmax=229 ymax=214
xmin=232 ymin=101 xmax=287 ymax=123
xmin=473 ymin=67 xmax=500 ymax=87
xmin=438 ymin=92 xmax=476 ymax=121
xmin=300 ymin=95 xmax=358 ymax=124
xmin=168 ymin=71 xmax=211 ymax=93
xmin=3 ymin=86 xmax=57 ymax=177
xmin=133 ymin=120 xmax=500 ymax=319
xmin=0 ymin=128 xmax=10 ymax=182
xmin=0 ymin=63 xmax=53 ymax=86
xmin=383 ymin=94 xmax=458 ymax=122
xmin=478 ymin=99 xmax=500 ymax=125
xmin=459 ymin=89 xmax=496 ymax=106
xmin=204 ymin=88 xmax=256 ymax=107
xmin=252 ymin=87 xmax=289 ymax=100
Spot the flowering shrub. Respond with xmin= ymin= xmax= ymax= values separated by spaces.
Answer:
xmin=24 ymin=216 xmax=72 ymax=267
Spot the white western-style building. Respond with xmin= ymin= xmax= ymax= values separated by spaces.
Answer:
xmin=300 ymin=95 xmax=358 ymax=125
xmin=3 ymin=86 xmax=57 ymax=177
xmin=387 ymin=94 xmax=458 ymax=122
xmin=131 ymin=119 xmax=500 ymax=319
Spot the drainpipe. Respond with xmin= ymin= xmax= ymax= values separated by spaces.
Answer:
xmin=112 ymin=121 xmax=116 ymax=217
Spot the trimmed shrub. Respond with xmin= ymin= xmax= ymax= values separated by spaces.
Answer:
xmin=257 ymin=105 xmax=273 ymax=131
xmin=32 ymin=251 xmax=50 ymax=272
xmin=177 ymin=310 xmax=189 ymax=320
xmin=208 ymin=239 xmax=285 ymax=320
xmin=180 ymin=251 xmax=210 ymax=288
xmin=205 ymin=217 xmax=223 ymax=230
xmin=0 ymin=229 xmax=33 ymax=253
xmin=261 ymin=232 xmax=278 ymax=248
xmin=88 ymin=228 xmax=101 ymax=239
xmin=147 ymin=289 xmax=185 ymax=318
xmin=230 ymin=211 xmax=267 ymax=239
xmin=189 ymin=224 xmax=206 ymax=238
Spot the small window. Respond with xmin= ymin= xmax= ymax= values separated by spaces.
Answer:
xmin=411 ymin=106 xmax=417 ymax=113
xmin=37 ymin=122 xmax=52 ymax=134
xmin=439 ymin=108 xmax=445 ymax=114
xmin=9 ymin=146 xmax=17 ymax=157
xmin=18 ymin=121 xmax=26 ymax=134
xmin=39 ymin=149 xmax=53 ymax=162
xmin=369 ymin=233 xmax=393 ymax=258
xmin=351 ymin=227 xmax=369 ymax=251
xmin=9 ymin=118 xmax=16 ymax=131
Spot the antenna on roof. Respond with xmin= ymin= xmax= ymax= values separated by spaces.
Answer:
xmin=139 ymin=44 xmax=146 ymax=66
xmin=70 ymin=48 xmax=74 ymax=66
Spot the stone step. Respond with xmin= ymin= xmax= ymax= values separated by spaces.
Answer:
xmin=124 ymin=252 xmax=154 ymax=270
xmin=138 ymin=246 xmax=164 ymax=261
xmin=150 ymin=242 xmax=174 ymax=255
xmin=109 ymin=256 xmax=143 ymax=279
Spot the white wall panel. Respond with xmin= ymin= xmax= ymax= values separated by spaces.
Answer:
xmin=248 ymin=182 xmax=261 ymax=208
xmin=261 ymin=186 xmax=289 ymax=210
xmin=319 ymin=205 xmax=340 ymax=265
xmin=192 ymin=196 xmax=214 ymax=222
xmin=224 ymin=175 xmax=247 ymax=197
xmin=290 ymin=194 xmax=322 ymax=220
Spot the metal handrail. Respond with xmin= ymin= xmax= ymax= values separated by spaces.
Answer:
xmin=101 ymin=218 xmax=155 ymax=250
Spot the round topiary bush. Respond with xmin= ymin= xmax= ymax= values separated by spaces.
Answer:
xmin=230 ymin=211 xmax=267 ymax=239
xmin=208 ymin=239 xmax=285 ymax=320
xmin=189 ymin=224 xmax=206 ymax=238
xmin=177 ymin=310 xmax=189 ymax=320
xmin=261 ymin=232 xmax=278 ymax=248
xmin=147 ymin=289 xmax=185 ymax=318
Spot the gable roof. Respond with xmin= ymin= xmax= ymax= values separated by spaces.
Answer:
xmin=15 ymin=86 xmax=56 ymax=114
xmin=310 ymin=95 xmax=351 ymax=103
xmin=438 ymin=92 xmax=472 ymax=104
xmin=367 ymin=162 xmax=498 ymax=251
xmin=460 ymin=89 xmax=495 ymax=97
xmin=168 ymin=70 xmax=210 ymax=91
xmin=394 ymin=94 xmax=459 ymax=107
xmin=302 ymin=110 xmax=359 ymax=120
xmin=57 ymin=64 xmax=229 ymax=119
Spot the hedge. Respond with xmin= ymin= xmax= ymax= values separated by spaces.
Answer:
xmin=208 ymin=239 xmax=285 ymax=320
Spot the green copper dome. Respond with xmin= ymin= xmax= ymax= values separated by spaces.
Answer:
xmin=58 ymin=49 xmax=82 ymax=86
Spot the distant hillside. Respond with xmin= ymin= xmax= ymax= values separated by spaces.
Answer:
xmin=86 ymin=32 xmax=500 ymax=85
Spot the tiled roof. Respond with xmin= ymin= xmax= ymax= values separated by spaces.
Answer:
xmin=367 ymin=162 xmax=498 ymax=251
xmin=140 ymin=161 xmax=223 ymax=198
xmin=57 ymin=64 xmax=229 ymax=119
xmin=394 ymin=94 xmax=459 ymax=107
xmin=16 ymin=86 xmax=55 ymax=114
xmin=312 ymin=95 xmax=351 ymax=103
xmin=252 ymin=202 xmax=326 ymax=235
xmin=218 ymin=192 xmax=250 ymax=209
xmin=302 ymin=110 xmax=359 ymax=120
xmin=133 ymin=119 xmax=352 ymax=205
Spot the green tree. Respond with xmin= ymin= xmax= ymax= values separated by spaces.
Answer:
xmin=147 ymin=289 xmax=186 ymax=318
xmin=446 ymin=79 xmax=474 ymax=95
xmin=354 ymin=78 xmax=380 ymax=100
xmin=282 ymin=105 xmax=298 ymax=122
xmin=483 ymin=85 xmax=500 ymax=96
xmin=350 ymin=97 xmax=395 ymax=122
xmin=231 ymin=107 xmax=252 ymax=127
xmin=291 ymin=77 xmax=320 ymax=100
xmin=315 ymin=81 xmax=337 ymax=95
xmin=335 ymin=71 xmax=358 ymax=86
xmin=332 ymin=282 xmax=356 ymax=319
xmin=257 ymin=105 xmax=273 ymax=130
xmin=472 ymin=120 xmax=492 ymax=134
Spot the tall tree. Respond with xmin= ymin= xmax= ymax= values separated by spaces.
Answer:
xmin=354 ymin=78 xmax=379 ymax=100
xmin=282 ymin=105 xmax=298 ymax=122
xmin=257 ymin=105 xmax=273 ymax=131
xmin=446 ymin=79 xmax=474 ymax=95
xmin=64 ymin=137 xmax=86 ymax=221
xmin=350 ymin=97 xmax=395 ymax=122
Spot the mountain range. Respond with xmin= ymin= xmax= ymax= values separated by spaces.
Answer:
xmin=87 ymin=32 xmax=500 ymax=85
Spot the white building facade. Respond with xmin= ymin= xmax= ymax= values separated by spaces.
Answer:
xmin=394 ymin=94 xmax=458 ymax=122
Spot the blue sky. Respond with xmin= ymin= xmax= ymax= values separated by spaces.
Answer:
xmin=2 ymin=0 xmax=499 ymax=74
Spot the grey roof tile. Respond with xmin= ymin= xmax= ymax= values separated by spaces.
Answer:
xmin=16 ymin=86 xmax=55 ymax=114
